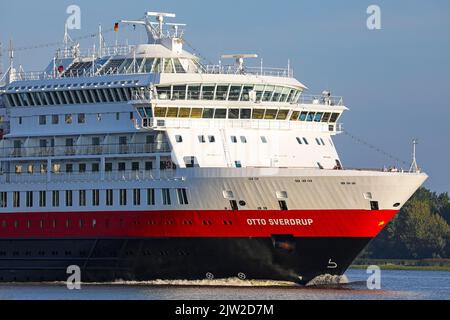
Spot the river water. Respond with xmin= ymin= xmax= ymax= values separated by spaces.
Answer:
xmin=0 ymin=269 xmax=449 ymax=300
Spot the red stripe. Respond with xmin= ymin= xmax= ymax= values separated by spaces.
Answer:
xmin=0 ymin=209 xmax=397 ymax=239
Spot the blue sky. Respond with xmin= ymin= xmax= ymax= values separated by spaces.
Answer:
xmin=1 ymin=0 xmax=449 ymax=192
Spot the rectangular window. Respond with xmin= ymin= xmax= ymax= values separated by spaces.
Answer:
xmin=120 ymin=189 xmax=127 ymax=206
xmin=92 ymin=190 xmax=100 ymax=207
xmin=13 ymin=192 xmax=20 ymax=208
xmin=79 ymin=190 xmax=86 ymax=207
xmin=133 ymin=189 xmax=141 ymax=206
xmin=231 ymin=136 xmax=238 ymax=144
xmin=0 ymin=192 xmax=7 ymax=208
xmin=66 ymin=164 xmax=73 ymax=173
xmin=214 ymin=109 xmax=227 ymax=119
xmin=162 ymin=189 xmax=171 ymax=205
xmin=39 ymin=115 xmax=47 ymax=125
xmin=198 ymin=135 xmax=206 ymax=143
xmin=228 ymin=109 xmax=239 ymax=119
xmin=39 ymin=191 xmax=46 ymax=207
xmin=118 ymin=163 xmax=126 ymax=171
xmin=145 ymin=162 xmax=153 ymax=171
xmin=52 ymin=115 xmax=59 ymax=125
xmin=147 ymin=189 xmax=155 ymax=206
xmin=177 ymin=189 xmax=189 ymax=205
xmin=52 ymin=191 xmax=60 ymax=207
xmin=78 ymin=113 xmax=86 ymax=124
xmin=65 ymin=114 xmax=73 ymax=124
xmin=106 ymin=189 xmax=113 ymax=206
xmin=66 ymin=190 xmax=73 ymax=207
xmin=26 ymin=191 xmax=33 ymax=208
xmin=105 ymin=163 xmax=113 ymax=172
xmin=132 ymin=162 xmax=140 ymax=171
xmin=92 ymin=163 xmax=100 ymax=172
xmin=79 ymin=163 xmax=86 ymax=173
xmin=240 ymin=109 xmax=251 ymax=119
xmin=240 ymin=136 xmax=247 ymax=143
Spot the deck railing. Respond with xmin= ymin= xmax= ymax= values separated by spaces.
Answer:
xmin=0 ymin=142 xmax=171 ymax=159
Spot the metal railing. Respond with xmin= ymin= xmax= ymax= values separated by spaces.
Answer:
xmin=298 ymin=95 xmax=344 ymax=106
xmin=0 ymin=143 xmax=171 ymax=159
xmin=0 ymin=169 xmax=181 ymax=184
xmin=202 ymin=65 xmax=294 ymax=78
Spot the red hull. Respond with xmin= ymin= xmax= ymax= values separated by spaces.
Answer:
xmin=0 ymin=209 xmax=397 ymax=238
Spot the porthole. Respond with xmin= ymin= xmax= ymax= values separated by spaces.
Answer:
xmin=239 ymin=200 xmax=246 ymax=206
xmin=393 ymin=203 xmax=401 ymax=208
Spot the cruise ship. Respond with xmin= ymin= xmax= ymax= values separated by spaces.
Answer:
xmin=0 ymin=11 xmax=427 ymax=284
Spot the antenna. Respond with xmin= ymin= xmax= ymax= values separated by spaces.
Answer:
xmin=409 ymin=139 xmax=420 ymax=173
xmin=221 ymin=54 xmax=258 ymax=74
xmin=121 ymin=11 xmax=180 ymax=44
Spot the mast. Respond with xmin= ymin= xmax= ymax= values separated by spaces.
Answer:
xmin=409 ymin=139 xmax=419 ymax=173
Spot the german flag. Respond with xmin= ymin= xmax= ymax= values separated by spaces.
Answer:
xmin=114 ymin=22 xmax=119 ymax=32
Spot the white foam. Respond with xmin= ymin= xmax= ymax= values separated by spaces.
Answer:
xmin=306 ymin=274 xmax=349 ymax=287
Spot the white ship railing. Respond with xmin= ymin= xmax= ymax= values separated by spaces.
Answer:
xmin=203 ymin=65 xmax=293 ymax=78
xmin=0 ymin=170 xmax=179 ymax=184
xmin=0 ymin=143 xmax=171 ymax=159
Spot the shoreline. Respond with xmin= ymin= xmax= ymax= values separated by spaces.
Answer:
xmin=350 ymin=259 xmax=450 ymax=272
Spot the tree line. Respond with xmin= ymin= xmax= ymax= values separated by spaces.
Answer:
xmin=363 ymin=187 xmax=450 ymax=259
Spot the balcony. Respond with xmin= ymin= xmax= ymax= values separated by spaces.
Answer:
xmin=0 ymin=142 xmax=171 ymax=159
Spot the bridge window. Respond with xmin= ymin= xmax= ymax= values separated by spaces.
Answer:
xmin=202 ymin=108 xmax=214 ymax=119
xmin=306 ymin=112 xmax=315 ymax=122
xmin=229 ymin=85 xmax=242 ymax=101
xmin=261 ymin=136 xmax=268 ymax=143
xmin=290 ymin=111 xmax=300 ymax=121
xmin=240 ymin=136 xmax=247 ymax=143
xmin=330 ymin=113 xmax=340 ymax=123
xmin=299 ymin=112 xmax=308 ymax=121
xmin=179 ymin=108 xmax=191 ymax=118
xmin=303 ymin=138 xmax=309 ymax=145
xmin=172 ymin=85 xmax=186 ymax=100
xmin=187 ymin=85 xmax=201 ymax=100
xmin=314 ymin=113 xmax=323 ymax=122
xmin=322 ymin=113 xmax=331 ymax=122
xmin=296 ymin=137 xmax=303 ymax=145
xmin=252 ymin=109 xmax=265 ymax=120
xmin=240 ymin=109 xmax=251 ymax=119
xmin=214 ymin=109 xmax=227 ymax=119
xmin=166 ymin=107 xmax=179 ymax=118
xmin=264 ymin=109 xmax=278 ymax=120
xmin=191 ymin=108 xmax=203 ymax=119
xmin=277 ymin=110 xmax=289 ymax=120
xmin=241 ymin=86 xmax=254 ymax=101
xmin=175 ymin=135 xmax=183 ymax=143
xmin=154 ymin=107 xmax=167 ymax=117
xmin=228 ymin=109 xmax=239 ymax=119
xmin=231 ymin=136 xmax=238 ymax=143
xmin=262 ymin=86 xmax=274 ymax=101
xmin=198 ymin=136 xmax=206 ymax=143
xmin=208 ymin=136 xmax=216 ymax=143
xmin=215 ymin=85 xmax=229 ymax=100
xmin=201 ymin=85 xmax=215 ymax=100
